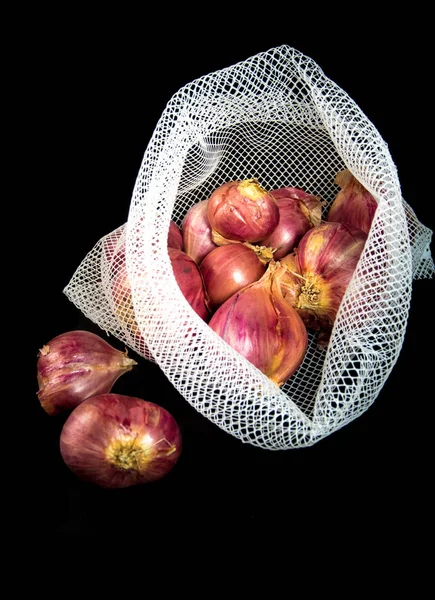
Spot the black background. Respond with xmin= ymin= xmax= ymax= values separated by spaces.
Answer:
xmin=22 ymin=13 xmax=434 ymax=541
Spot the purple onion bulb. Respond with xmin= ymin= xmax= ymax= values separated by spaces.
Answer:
xmin=37 ymin=330 xmax=137 ymax=416
xmin=60 ymin=393 xmax=182 ymax=488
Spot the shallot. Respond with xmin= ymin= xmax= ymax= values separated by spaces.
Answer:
xmin=181 ymin=199 xmax=217 ymax=264
xmin=110 ymin=244 xmax=210 ymax=344
xmin=199 ymin=243 xmax=268 ymax=309
xmin=168 ymin=219 xmax=184 ymax=250
xmin=207 ymin=179 xmax=280 ymax=244
xmin=327 ymin=169 xmax=378 ymax=235
xmin=208 ymin=261 xmax=308 ymax=386
xmin=278 ymin=221 xmax=368 ymax=343
xmin=260 ymin=187 xmax=323 ymax=259
xmin=168 ymin=247 xmax=211 ymax=321
xmin=60 ymin=393 xmax=182 ymax=488
xmin=36 ymin=330 xmax=137 ymax=416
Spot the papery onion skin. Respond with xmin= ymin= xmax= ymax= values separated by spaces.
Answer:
xmin=168 ymin=220 xmax=184 ymax=250
xmin=59 ymin=394 xmax=182 ymax=488
xmin=260 ymin=187 xmax=323 ymax=259
xmin=208 ymin=261 xmax=308 ymax=386
xmin=272 ymin=187 xmax=323 ymax=218
xmin=182 ymin=199 xmax=217 ymax=265
xmin=207 ymin=179 xmax=280 ymax=244
xmin=279 ymin=221 xmax=368 ymax=339
xmin=36 ymin=331 xmax=137 ymax=416
xmin=200 ymin=243 xmax=267 ymax=309
xmin=168 ymin=247 xmax=211 ymax=321
xmin=327 ymin=169 xmax=378 ymax=235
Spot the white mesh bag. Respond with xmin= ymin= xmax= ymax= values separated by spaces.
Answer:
xmin=64 ymin=45 xmax=434 ymax=450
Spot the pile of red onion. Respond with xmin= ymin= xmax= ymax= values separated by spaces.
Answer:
xmin=37 ymin=170 xmax=376 ymax=488
xmin=180 ymin=174 xmax=374 ymax=371
xmin=108 ymin=222 xmax=210 ymax=348
xmin=36 ymin=330 xmax=182 ymax=488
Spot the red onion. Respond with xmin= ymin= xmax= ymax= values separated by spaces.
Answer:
xmin=110 ymin=244 xmax=210 ymax=343
xmin=260 ymin=187 xmax=323 ymax=259
xmin=168 ymin=247 xmax=210 ymax=321
xmin=36 ymin=330 xmax=137 ymax=416
xmin=182 ymin=199 xmax=217 ymax=265
xmin=327 ymin=169 xmax=378 ymax=235
xmin=208 ymin=261 xmax=308 ymax=386
xmin=278 ymin=221 xmax=368 ymax=344
xmin=60 ymin=393 xmax=182 ymax=488
xmin=103 ymin=220 xmax=185 ymax=344
xmin=199 ymin=243 xmax=267 ymax=309
xmin=207 ymin=179 xmax=280 ymax=244
xmin=168 ymin=219 xmax=184 ymax=250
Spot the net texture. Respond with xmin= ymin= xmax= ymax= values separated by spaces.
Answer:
xmin=64 ymin=46 xmax=434 ymax=449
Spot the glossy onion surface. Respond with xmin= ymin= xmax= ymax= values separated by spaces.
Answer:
xmin=207 ymin=179 xmax=280 ymax=243
xmin=181 ymin=199 xmax=217 ymax=265
xmin=37 ymin=330 xmax=136 ymax=416
xmin=60 ymin=393 xmax=182 ymax=488
xmin=327 ymin=169 xmax=378 ymax=235
xmin=208 ymin=262 xmax=308 ymax=386
xmin=200 ymin=243 xmax=266 ymax=309
xmin=279 ymin=221 xmax=368 ymax=339
xmin=260 ymin=187 xmax=323 ymax=259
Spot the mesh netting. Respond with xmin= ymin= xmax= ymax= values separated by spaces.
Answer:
xmin=64 ymin=45 xmax=434 ymax=449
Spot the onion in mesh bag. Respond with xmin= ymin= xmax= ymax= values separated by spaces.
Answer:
xmin=109 ymin=242 xmax=210 ymax=346
xmin=208 ymin=179 xmax=280 ymax=244
xmin=208 ymin=261 xmax=308 ymax=386
xmin=260 ymin=187 xmax=323 ymax=259
xmin=63 ymin=45 xmax=434 ymax=449
xmin=278 ymin=221 xmax=368 ymax=345
xmin=200 ymin=242 xmax=275 ymax=310
xmin=326 ymin=169 xmax=378 ymax=235
xmin=181 ymin=199 xmax=217 ymax=265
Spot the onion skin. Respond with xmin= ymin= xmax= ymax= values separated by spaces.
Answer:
xmin=168 ymin=220 xmax=184 ymax=250
xmin=279 ymin=222 xmax=368 ymax=341
xmin=168 ymin=247 xmax=211 ymax=321
xmin=182 ymin=199 xmax=217 ymax=265
xmin=60 ymin=394 xmax=182 ymax=488
xmin=260 ymin=187 xmax=323 ymax=259
xmin=272 ymin=187 xmax=323 ymax=218
xmin=200 ymin=243 xmax=267 ymax=309
xmin=327 ymin=169 xmax=378 ymax=235
xmin=207 ymin=179 xmax=280 ymax=244
xmin=37 ymin=331 xmax=137 ymax=416
xmin=208 ymin=261 xmax=308 ymax=386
